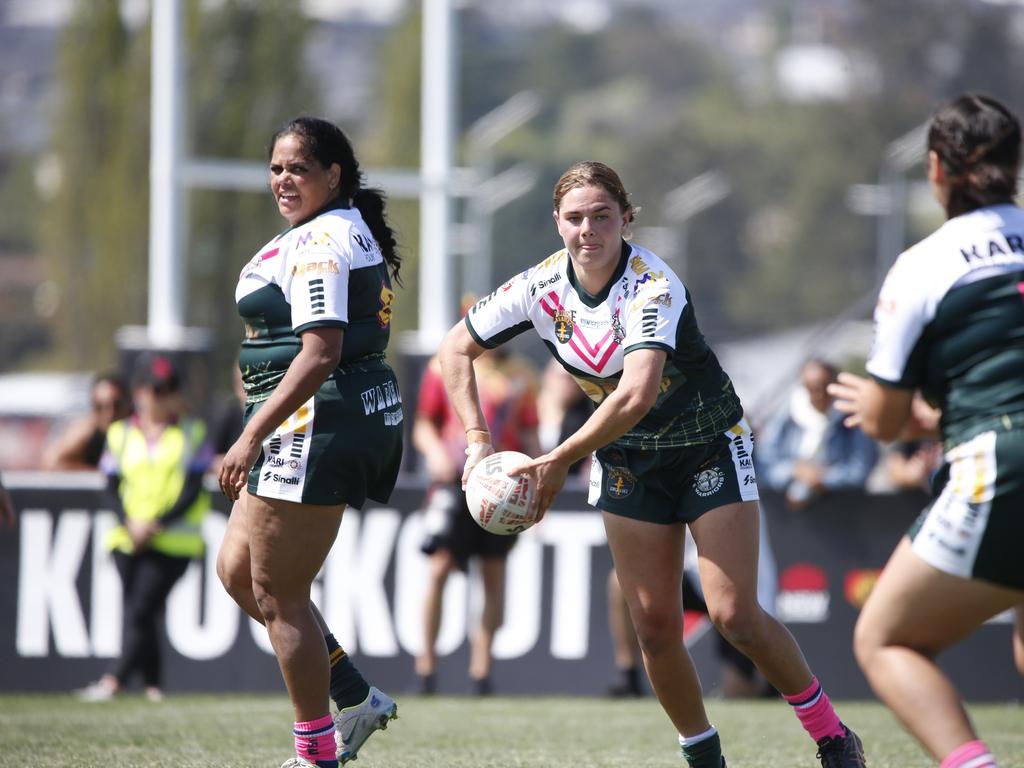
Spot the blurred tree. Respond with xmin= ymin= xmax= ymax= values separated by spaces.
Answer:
xmin=360 ymin=5 xmax=421 ymax=339
xmin=39 ymin=0 xmax=149 ymax=371
xmin=185 ymin=0 xmax=316 ymax=388
xmin=38 ymin=0 xmax=317 ymax=385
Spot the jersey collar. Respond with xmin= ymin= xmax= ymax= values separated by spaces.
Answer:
xmin=566 ymin=240 xmax=631 ymax=308
xmin=282 ymin=197 xmax=351 ymax=234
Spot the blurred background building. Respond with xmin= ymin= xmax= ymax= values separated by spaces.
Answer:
xmin=1 ymin=0 xmax=1023 ymax=466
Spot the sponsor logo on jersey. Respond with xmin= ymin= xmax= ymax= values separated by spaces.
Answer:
xmin=351 ymin=231 xmax=382 ymax=261
xmin=377 ymin=281 xmax=395 ymax=328
xmin=960 ymin=233 xmax=1024 ymax=263
xmin=540 ymin=250 xmax=567 ymax=271
xmin=531 ymin=273 xmax=561 ymax=295
xmin=294 ymin=229 xmax=334 ymax=251
xmin=553 ymin=308 xmax=574 ymax=343
xmin=631 ymin=271 xmax=667 ymax=296
xmin=261 ymin=469 xmax=300 ymax=485
xmin=239 ymin=246 xmax=280 ymax=279
xmin=610 ymin=309 xmax=626 ymax=344
xmin=500 ymin=278 xmax=516 ymax=292
xmin=693 ymin=467 xmax=724 ymax=497
xmin=629 ymin=254 xmax=665 ymax=282
xmin=360 ymin=380 xmax=402 ymax=415
xmin=383 ymin=408 xmax=403 ymax=426
xmin=606 ymin=467 xmax=635 ymax=498
xmin=266 ymin=455 xmax=301 ymax=470
xmin=292 ymin=260 xmax=340 ymax=277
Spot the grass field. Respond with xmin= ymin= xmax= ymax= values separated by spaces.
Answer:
xmin=1 ymin=693 xmax=1022 ymax=767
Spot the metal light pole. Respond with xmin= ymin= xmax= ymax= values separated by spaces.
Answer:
xmin=877 ymin=123 xmax=928 ymax=283
xmin=662 ymin=170 xmax=731 ymax=280
xmin=845 ymin=123 xmax=929 ymax=285
xmin=464 ymin=90 xmax=541 ymax=296
xmin=417 ymin=0 xmax=457 ymax=351
xmin=147 ymin=0 xmax=186 ymax=349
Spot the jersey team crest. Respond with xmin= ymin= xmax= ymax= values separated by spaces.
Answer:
xmin=606 ymin=467 xmax=636 ymax=498
xmin=553 ymin=308 xmax=574 ymax=343
xmin=694 ymin=467 xmax=725 ymax=497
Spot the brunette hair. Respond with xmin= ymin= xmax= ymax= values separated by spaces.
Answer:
xmin=928 ymin=94 xmax=1021 ymax=218
xmin=552 ymin=161 xmax=636 ymax=223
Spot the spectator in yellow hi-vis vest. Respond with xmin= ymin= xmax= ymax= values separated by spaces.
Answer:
xmin=76 ymin=352 xmax=213 ymax=703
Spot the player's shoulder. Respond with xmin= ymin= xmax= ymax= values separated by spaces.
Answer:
xmin=621 ymin=243 xmax=682 ymax=306
xmin=624 ymin=243 xmax=677 ymax=282
xmin=287 ymin=209 xmax=352 ymax=251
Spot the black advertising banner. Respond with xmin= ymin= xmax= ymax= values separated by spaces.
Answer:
xmin=0 ymin=477 xmax=1018 ymax=699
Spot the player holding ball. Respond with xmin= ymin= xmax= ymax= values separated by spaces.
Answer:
xmin=438 ymin=161 xmax=866 ymax=767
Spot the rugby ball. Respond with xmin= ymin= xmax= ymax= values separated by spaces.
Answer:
xmin=465 ymin=450 xmax=537 ymax=536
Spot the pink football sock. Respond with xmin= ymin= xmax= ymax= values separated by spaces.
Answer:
xmin=782 ymin=676 xmax=845 ymax=742
xmin=940 ymin=740 xmax=997 ymax=768
xmin=293 ymin=714 xmax=338 ymax=767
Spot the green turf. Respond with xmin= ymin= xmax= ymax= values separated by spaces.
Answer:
xmin=1 ymin=694 xmax=1021 ymax=767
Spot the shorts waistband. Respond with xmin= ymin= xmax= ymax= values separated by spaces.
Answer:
xmin=944 ymin=410 xmax=1024 ymax=451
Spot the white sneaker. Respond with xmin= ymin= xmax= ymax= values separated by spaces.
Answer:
xmin=75 ymin=680 xmax=118 ymax=702
xmin=334 ymin=686 xmax=398 ymax=763
xmin=280 ymin=758 xmax=318 ymax=768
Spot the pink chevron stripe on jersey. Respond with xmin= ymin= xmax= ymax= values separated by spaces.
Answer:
xmin=260 ymin=247 xmax=280 ymax=261
xmin=539 ymin=292 xmax=619 ymax=373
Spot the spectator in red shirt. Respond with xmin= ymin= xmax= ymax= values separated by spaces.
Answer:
xmin=413 ymin=347 xmax=539 ymax=695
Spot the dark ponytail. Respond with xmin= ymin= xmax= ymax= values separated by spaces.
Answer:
xmin=353 ymin=187 xmax=402 ymax=286
xmin=270 ymin=116 xmax=403 ymax=285
xmin=928 ymin=93 xmax=1021 ymax=218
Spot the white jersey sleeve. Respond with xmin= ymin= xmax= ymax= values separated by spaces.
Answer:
xmin=620 ymin=251 xmax=685 ymax=353
xmin=282 ymin=221 xmax=353 ymax=334
xmin=465 ymin=268 xmax=535 ymax=347
xmin=865 ymin=253 xmax=931 ymax=387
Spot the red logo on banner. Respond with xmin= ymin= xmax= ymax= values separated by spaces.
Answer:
xmin=776 ymin=563 xmax=830 ymax=623
xmin=682 ymin=610 xmax=711 ymax=645
xmin=843 ymin=569 xmax=881 ymax=609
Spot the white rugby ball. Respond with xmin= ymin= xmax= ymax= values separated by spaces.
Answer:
xmin=465 ymin=450 xmax=537 ymax=536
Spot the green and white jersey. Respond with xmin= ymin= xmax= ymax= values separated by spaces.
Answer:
xmin=466 ymin=242 xmax=742 ymax=450
xmin=235 ymin=202 xmax=396 ymax=401
xmin=866 ymin=204 xmax=1024 ymax=446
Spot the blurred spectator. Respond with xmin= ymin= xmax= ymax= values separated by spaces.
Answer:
xmin=536 ymin=359 xmax=593 ymax=481
xmin=756 ymin=359 xmax=878 ymax=509
xmin=0 ymin=473 xmax=14 ymax=528
xmin=414 ymin=348 xmax=539 ymax=695
xmin=205 ymin=363 xmax=246 ymax=475
xmin=873 ymin=395 xmax=943 ymax=494
xmin=76 ymin=353 xmax=212 ymax=702
xmin=42 ymin=372 xmax=131 ymax=470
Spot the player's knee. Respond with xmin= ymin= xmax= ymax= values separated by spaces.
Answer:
xmin=216 ymin=551 xmax=249 ymax=601
xmin=852 ymin=612 xmax=880 ymax=670
xmin=250 ymin=575 xmax=280 ymax=624
xmin=708 ymin=599 xmax=763 ymax=651
xmin=633 ymin=610 xmax=682 ymax=656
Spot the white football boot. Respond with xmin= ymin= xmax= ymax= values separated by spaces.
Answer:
xmin=334 ymin=686 xmax=398 ymax=763
xmin=279 ymin=757 xmax=318 ymax=768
